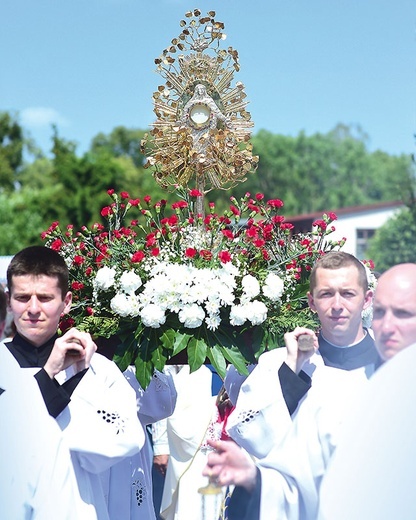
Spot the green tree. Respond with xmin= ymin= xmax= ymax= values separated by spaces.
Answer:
xmin=0 ymin=111 xmax=24 ymax=191
xmin=366 ymin=208 xmax=416 ymax=272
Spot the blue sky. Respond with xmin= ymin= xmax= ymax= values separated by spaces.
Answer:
xmin=1 ymin=0 xmax=415 ymax=157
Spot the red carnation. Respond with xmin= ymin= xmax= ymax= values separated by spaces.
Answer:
xmin=131 ymin=251 xmax=145 ymax=263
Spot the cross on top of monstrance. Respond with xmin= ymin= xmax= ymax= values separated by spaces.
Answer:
xmin=141 ymin=8 xmax=259 ymax=215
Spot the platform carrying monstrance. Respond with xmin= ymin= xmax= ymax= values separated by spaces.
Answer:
xmin=141 ymin=8 xmax=258 ymax=215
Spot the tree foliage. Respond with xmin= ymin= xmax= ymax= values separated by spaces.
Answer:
xmin=366 ymin=208 xmax=416 ymax=272
xmin=0 ymin=112 xmax=413 ymax=257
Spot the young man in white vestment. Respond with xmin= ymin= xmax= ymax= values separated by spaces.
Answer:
xmin=224 ymin=251 xmax=380 ymax=459
xmin=0 ymin=345 xmax=85 ymax=519
xmin=2 ymin=246 xmax=145 ymax=519
xmin=204 ymin=263 xmax=416 ymax=520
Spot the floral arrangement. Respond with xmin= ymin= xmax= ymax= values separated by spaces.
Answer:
xmin=42 ymin=188 xmax=344 ymax=388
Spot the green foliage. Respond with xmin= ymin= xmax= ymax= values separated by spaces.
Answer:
xmin=228 ymin=124 xmax=411 ymax=216
xmin=0 ymin=112 xmax=412 ymax=261
xmin=366 ymin=208 xmax=416 ymax=272
xmin=0 ymin=186 xmax=61 ymax=254
xmin=0 ymin=111 xmax=24 ymax=191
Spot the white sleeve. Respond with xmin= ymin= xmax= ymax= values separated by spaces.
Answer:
xmin=256 ymin=368 xmax=366 ymax=520
xmin=152 ymin=418 xmax=170 ymax=455
xmin=227 ymin=349 xmax=292 ymax=459
xmin=56 ymin=353 xmax=144 ymax=474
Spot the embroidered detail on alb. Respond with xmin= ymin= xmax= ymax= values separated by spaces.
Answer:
xmin=152 ymin=372 xmax=168 ymax=392
xmin=96 ymin=409 xmax=125 ymax=434
xmin=236 ymin=409 xmax=260 ymax=432
xmin=132 ymin=478 xmax=147 ymax=507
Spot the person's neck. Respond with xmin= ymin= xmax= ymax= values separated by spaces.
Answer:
xmin=321 ymin=327 xmax=367 ymax=348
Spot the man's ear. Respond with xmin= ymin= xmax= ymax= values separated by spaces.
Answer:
xmin=363 ymin=290 xmax=374 ymax=310
xmin=62 ymin=292 xmax=73 ymax=315
xmin=307 ymin=291 xmax=316 ymax=312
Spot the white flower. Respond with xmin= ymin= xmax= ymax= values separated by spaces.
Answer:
xmin=248 ymin=300 xmax=268 ymax=325
xmin=119 ymin=270 xmax=142 ymax=294
xmin=205 ymin=312 xmax=221 ymax=331
xmin=178 ymin=304 xmax=205 ymax=328
xmin=141 ymin=304 xmax=166 ymax=328
xmin=262 ymin=272 xmax=284 ymax=301
xmin=94 ymin=266 xmax=116 ymax=291
xmin=111 ymin=293 xmax=133 ymax=317
xmin=241 ymin=274 xmax=260 ymax=299
xmin=229 ymin=304 xmax=248 ymax=326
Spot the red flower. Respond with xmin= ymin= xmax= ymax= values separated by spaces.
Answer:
xmin=73 ymin=255 xmax=85 ymax=265
xmin=200 ymin=249 xmax=213 ymax=261
xmin=313 ymin=219 xmax=327 ymax=230
xmin=267 ymin=199 xmax=284 ymax=208
xmin=146 ymin=233 xmax=157 ymax=247
xmin=218 ymin=251 xmax=232 ymax=263
xmin=172 ymin=201 xmax=188 ymax=210
xmin=151 ymin=248 xmax=160 ymax=257
xmin=107 ymin=189 xmax=115 ymax=195
xmin=189 ymin=189 xmax=202 ymax=197
xmin=255 ymin=193 xmax=264 ymax=201
xmin=101 ymin=206 xmax=113 ymax=217
xmin=59 ymin=316 xmax=75 ymax=334
xmin=143 ymin=195 xmax=151 ymax=204
xmin=85 ymin=267 xmax=93 ymax=276
xmin=168 ymin=215 xmax=179 ymax=226
xmin=222 ymin=229 xmax=234 ymax=240
xmin=71 ymin=281 xmax=84 ymax=290
xmin=327 ymin=212 xmax=337 ymax=221
xmin=129 ymin=199 xmax=140 ymax=206
xmin=230 ymin=205 xmax=240 ymax=216
xmin=185 ymin=248 xmax=197 ymax=258
xmin=120 ymin=191 xmax=130 ymax=199
xmin=131 ymin=251 xmax=145 ymax=263
xmin=50 ymin=239 xmax=63 ymax=251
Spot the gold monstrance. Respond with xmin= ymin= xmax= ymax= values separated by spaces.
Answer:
xmin=141 ymin=8 xmax=258 ymax=215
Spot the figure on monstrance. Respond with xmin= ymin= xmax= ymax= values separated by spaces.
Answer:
xmin=141 ymin=8 xmax=258 ymax=209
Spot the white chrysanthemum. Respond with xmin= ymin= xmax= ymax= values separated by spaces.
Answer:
xmin=141 ymin=304 xmax=166 ymax=328
xmin=262 ymin=272 xmax=285 ymax=301
xmin=248 ymin=300 xmax=268 ymax=325
xmin=178 ymin=304 xmax=205 ymax=328
xmin=241 ymin=274 xmax=260 ymax=299
xmin=229 ymin=304 xmax=247 ymax=326
xmin=119 ymin=270 xmax=142 ymax=294
xmin=111 ymin=293 xmax=133 ymax=317
xmin=205 ymin=296 xmax=221 ymax=315
xmin=94 ymin=266 xmax=116 ymax=291
xmin=205 ymin=313 xmax=221 ymax=331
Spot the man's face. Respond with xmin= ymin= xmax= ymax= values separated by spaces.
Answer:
xmin=372 ymin=269 xmax=416 ymax=361
xmin=308 ymin=266 xmax=372 ymax=346
xmin=8 ymin=274 xmax=72 ymax=347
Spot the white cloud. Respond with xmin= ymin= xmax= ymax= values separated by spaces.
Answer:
xmin=20 ymin=107 xmax=69 ymax=128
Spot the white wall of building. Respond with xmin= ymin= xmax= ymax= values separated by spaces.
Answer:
xmin=328 ymin=205 xmax=401 ymax=258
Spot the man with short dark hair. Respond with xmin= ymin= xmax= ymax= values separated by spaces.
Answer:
xmin=3 ymin=245 xmax=144 ymax=519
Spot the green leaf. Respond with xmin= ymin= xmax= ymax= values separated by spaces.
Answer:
xmin=172 ymin=331 xmax=192 ymax=356
xmin=187 ymin=337 xmax=207 ymax=373
xmin=219 ymin=345 xmax=249 ymax=376
xmin=135 ymin=357 xmax=153 ymax=389
xmin=206 ymin=344 xmax=227 ymax=380
xmin=112 ymin=334 xmax=138 ymax=372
